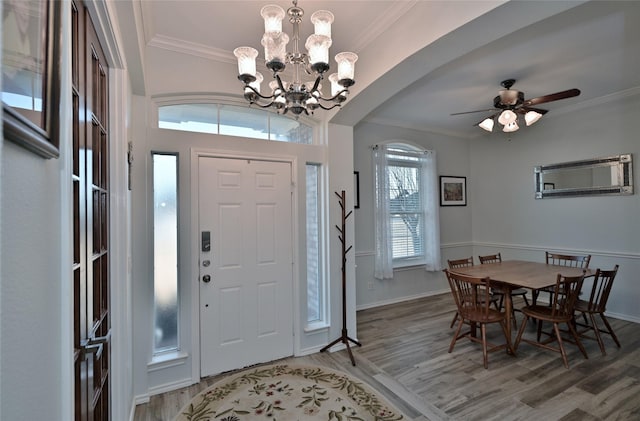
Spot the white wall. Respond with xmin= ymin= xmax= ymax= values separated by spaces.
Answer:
xmin=0 ymin=142 xmax=65 ymax=419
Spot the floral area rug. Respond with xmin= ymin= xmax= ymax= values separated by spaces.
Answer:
xmin=174 ymin=364 xmax=404 ymax=421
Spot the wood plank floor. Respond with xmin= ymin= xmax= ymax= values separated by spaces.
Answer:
xmin=133 ymin=293 xmax=640 ymax=420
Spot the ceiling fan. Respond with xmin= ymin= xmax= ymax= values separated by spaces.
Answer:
xmin=451 ymin=79 xmax=580 ymax=133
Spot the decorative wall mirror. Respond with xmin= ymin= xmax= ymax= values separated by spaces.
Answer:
xmin=535 ymin=154 xmax=633 ymax=199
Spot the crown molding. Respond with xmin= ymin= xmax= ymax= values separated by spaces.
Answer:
xmin=148 ymin=34 xmax=235 ymax=63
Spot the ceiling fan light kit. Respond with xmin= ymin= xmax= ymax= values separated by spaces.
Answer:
xmin=234 ymin=0 xmax=357 ymax=116
xmin=454 ymin=79 xmax=580 ymax=133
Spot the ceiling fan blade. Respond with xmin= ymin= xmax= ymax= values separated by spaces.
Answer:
xmin=523 ymin=89 xmax=580 ymax=107
xmin=517 ymin=107 xmax=548 ymax=115
xmin=451 ymin=108 xmax=498 ymax=116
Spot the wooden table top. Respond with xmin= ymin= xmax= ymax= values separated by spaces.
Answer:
xmin=450 ymin=260 xmax=591 ymax=290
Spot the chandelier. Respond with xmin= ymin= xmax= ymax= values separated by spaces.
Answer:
xmin=233 ymin=1 xmax=357 ymax=116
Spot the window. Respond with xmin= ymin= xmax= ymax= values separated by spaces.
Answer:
xmin=306 ymin=164 xmax=325 ymax=325
xmin=388 ymin=151 xmax=423 ymax=262
xmin=373 ymin=143 xmax=441 ymax=279
xmin=158 ymin=103 xmax=313 ymax=144
xmin=152 ymin=153 xmax=179 ymax=354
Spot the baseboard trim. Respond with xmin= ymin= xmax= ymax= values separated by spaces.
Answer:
xmin=134 ymin=394 xmax=150 ymax=406
xmin=147 ymin=378 xmax=196 ymax=398
xmin=356 ymin=288 xmax=450 ymax=311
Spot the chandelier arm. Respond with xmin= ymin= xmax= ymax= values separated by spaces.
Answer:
xmin=249 ymin=99 xmax=277 ymax=109
xmin=244 ymin=85 xmax=277 ymax=101
xmin=275 ymin=75 xmax=287 ymax=92
xmin=316 ymin=89 xmax=349 ymax=102
xmin=310 ymin=76 xmax=322 ymax=93
xmin=316 ymin=103 xmax=341 ymax=111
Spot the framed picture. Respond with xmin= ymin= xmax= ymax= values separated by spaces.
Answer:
xmin=440 ymin=176 xmax=467 ymax=206
xmin=2 ymin=0 xmax=62 ymax=159
xmin=353 ymin=171 xmax=360 ymax=209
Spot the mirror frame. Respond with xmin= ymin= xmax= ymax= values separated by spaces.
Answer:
xmin=535 ymin=154 xmax=633 ymax=199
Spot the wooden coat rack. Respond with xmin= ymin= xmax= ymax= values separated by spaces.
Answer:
xmin=320 ymin=190 xmax=361 ymax=365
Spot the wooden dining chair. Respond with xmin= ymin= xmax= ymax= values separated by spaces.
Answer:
xmin=447 ymin=257 xmax=474 ymax=328
xmin=573 ymin=265 xmax=620 ymax=355
xmin=479 ymin=253 xmax=529 ymax=327
xmin=514 ymin=272 xmax=588 ymax=369
xmin=445 ymin=269 xmax=514 ymax=369
xmin=535 ymin=252 xmax=592 ymax=304
xmin=447 ymin=257 xmax=499 ymax=328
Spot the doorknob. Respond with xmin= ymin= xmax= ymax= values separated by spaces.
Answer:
xmin=79 ymin=332 xmax=110 ymax=360
xmin=202 ymin=274 xmax=211 ymax=283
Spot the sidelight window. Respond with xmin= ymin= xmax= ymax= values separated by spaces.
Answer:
xmin=152 ymin=153 xmax=179 ymax=354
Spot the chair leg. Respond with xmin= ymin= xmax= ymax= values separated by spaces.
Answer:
xmin=536 ymin=319 xmax=543 ymax=342
xmin=553 ymin=322 xmax=570 ymax=369
xmin=522 ymin=293 xmax=530 ymax=307
xmin=449 ymin=316 xmax=465 ymax=353
xmin=450 ymin=311 xmax=459 ymax=328
xmin=481 ymin=323 xmax=488 ymax=369
xmin=567 ymin=320 xmax=589 ymax=360
xmin=589 ymin=312 xmax=606 ymax=356
xmin=600 ymin=313 xmax=621 ymax=348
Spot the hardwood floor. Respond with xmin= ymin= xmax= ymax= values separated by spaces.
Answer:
xmin=133 ymin=293 xmax=640 ymax=420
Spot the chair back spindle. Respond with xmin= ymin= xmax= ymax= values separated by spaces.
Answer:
xmin=448 ymin=257 xmax=474 ymax=269
xmin=479 ymin=253 xmax=502 ymax=264
xmin=549 ymin=273 xmax=585 ymax=318
xmin=546 ymin=252 xmax=591 ymax=268
xmin=585 ymin=265 xmax=619 ymax=313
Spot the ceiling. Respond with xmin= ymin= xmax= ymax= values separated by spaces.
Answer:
xmin=139 ymin=1 xmax=640 ymax=139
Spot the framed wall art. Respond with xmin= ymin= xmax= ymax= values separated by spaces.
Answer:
xmin=2 ymin=0 xmax=62 ymax=159
xmin=440 ymin=176 xmax=467 ymax=206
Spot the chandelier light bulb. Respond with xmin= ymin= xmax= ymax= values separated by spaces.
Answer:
xmin=478 ymin=118 xmax=494 ymax=132
xmin=524 ymin=110 xmax=543 ymax=126
xmin=305 ymin=34 xmax=331 ymax=66
xmin=498 ymin=109 xmax=517 ymax=125
xmin=233 ymin=47 xmax=258 ymax=78
xmin=261 ymin=5 xmax=285 ymax=33
xmin=262 ymin=32 xmax=289 ymax=70
xmin=335 ymin=52 xmax=358 ymax=83
xmin=310 ymin=10 xmax=334 ymax=38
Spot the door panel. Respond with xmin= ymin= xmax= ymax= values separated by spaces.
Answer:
xmin=199 ymin=157 xmax=293 ymax=377
xmin=73 ymin=1 xmax=111 ymax=419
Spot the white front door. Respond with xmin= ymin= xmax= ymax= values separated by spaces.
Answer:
xmin=198 ymin=156 xmax=294 ymax=377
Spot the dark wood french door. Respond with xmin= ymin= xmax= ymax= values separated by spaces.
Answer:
xmin=72 ymin=1 xmax=111 ymax=419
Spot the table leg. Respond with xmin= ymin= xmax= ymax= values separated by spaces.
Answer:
xmin=504 ymin=287 xmax=515 ymax=355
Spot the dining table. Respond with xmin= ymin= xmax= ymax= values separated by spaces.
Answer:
xmin=450 ymin=260 xmax=592 ymax=348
